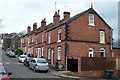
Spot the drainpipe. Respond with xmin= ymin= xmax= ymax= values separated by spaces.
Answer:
xmin=111 ymin=29 xmax=113 ymax=57
xmin=65 ymin=22 xmax=69 ymax=71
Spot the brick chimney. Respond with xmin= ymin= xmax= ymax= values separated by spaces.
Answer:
xmin=27 ymin=26 xmax=31 ymax=33
xmin=33 ymin=23 xmax=37 ymax=31
xmin=53 ymin=10 xmax=60 ymax=25
xmin=63 ymin=12 xmax=70 ymax=20
xmin=41 ymin=18 xmax=46 ymax=28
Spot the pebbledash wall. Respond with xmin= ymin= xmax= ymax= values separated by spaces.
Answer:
xmin=20 ymin=7 xmax=113 ymax=77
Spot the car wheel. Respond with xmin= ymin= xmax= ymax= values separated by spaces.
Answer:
xmin=33 ymin=68 xmax=36 ymax=72
xmin=29 ymin=66 xmax=31 ymax=69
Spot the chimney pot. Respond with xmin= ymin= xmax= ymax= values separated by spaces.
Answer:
xmin=53 ymin=10 xmax=60 ymax=25
xmin=33 ymin=22 xmax=37 ymax=31
xmin=41 ymin=18 xmax=46 ymax=28
xmin=27 ymin=26 xmax=31 ymax=33
xmin=63 ymin=12 xmax=70 ymax=20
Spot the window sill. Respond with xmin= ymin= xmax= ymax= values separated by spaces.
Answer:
xmin=57 ymin=59 xmax=61 ymax=61
xmin=100 ymin=42 xmax=106 ymax=44
xmin=88 ymin=24 xmax=95 ymax=26
xmin=57 ymin=40 xmax=61 ymax=43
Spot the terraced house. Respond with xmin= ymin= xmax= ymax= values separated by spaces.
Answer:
xmin=20 ymin=6 xmax=113 ymax=77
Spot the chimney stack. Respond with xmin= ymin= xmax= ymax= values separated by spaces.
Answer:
xmin=53 ymin=10 xmax=60 ymax=25
xmin=63 ymin=12 xmax=70 ymax=20
xmin=27 ymin=26 xmax=31 ymax=33
xmin=33 ymin=23 xmax=37 ymax=31
xmin=41 ymin=18 xmax=46 ymax=28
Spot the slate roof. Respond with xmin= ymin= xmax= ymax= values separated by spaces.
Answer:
xmin=46 ymin=7 xmax=111 ymax=32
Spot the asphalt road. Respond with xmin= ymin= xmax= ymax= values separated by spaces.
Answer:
xmin=1 ymin=50 xmax=61 ymax=79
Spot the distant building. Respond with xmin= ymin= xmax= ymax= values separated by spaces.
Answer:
xmin=2 ymin=33 xmax=22 ymax=50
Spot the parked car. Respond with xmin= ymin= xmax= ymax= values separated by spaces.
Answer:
xmin=0 ymin=63 xmax=12 ymax=80
xmin=9 ymin=52 xmax=16 ymax=58
xmin=23 ymin=57 xmax=33 ymax=67
xmin=6 ymin=51 xmax=11 ymax=56
xmin=29 ymin=58 xmax=49 ymax=72
xmin=18 ymin=55 xmax=28 ymax=63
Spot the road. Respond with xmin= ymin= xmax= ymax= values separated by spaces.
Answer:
xmin=1 ymin=50 xmax=71 ymax=80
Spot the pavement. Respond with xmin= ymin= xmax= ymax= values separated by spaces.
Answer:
xmin=52 ymin=71 xmax=120 ymax=80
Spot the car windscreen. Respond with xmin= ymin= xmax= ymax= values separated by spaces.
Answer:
xmin=0 ymin=65 xmax=6 ymax=74
xmin=37 ymin=59 xmax=47 ymax=63
xmin=20 ymin=56 xmax=27 ymax=58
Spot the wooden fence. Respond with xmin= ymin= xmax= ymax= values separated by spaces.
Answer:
xmin=81 ymin=57 xmax=116 ymax=71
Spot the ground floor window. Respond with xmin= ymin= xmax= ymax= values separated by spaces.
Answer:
xmin=57 ymin=46 xmax=61 ymax=60
xmin=89 ymin=48 xmax=94 ymax=57
xmin=100 ymin=48 xmax=105 ymax=57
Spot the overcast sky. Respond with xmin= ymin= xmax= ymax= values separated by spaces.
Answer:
xmin=0 ymin=0 xmax=119 ymax=40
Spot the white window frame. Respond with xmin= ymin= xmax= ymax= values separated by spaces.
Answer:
xmin=57 ymin=47 xmax=61 ymax=60
xmin=42 ymin=33 xmax=44 ymax=43
xmin=57 ymin=28 xmax=61 ymax=43
xmin=38 ymin=48 xmax=41 ymax=58
xmin=48 ymin=48 xmax=50 ymax=59
xmin=100 ymin=31 xmax=105 ymax=44
xmin=41 ymin=47 xmax=44 ymax=57
xmin=100 ymin=48 xmax=105 ymax=57
xmin=32 ymin=35 xmax=34 ymax=42
xmin=88 ymin=14 xmax=95 ymax=26
xmin=89 ymin=48 xmax=94 ymax=57
xmin=48 ymin=32 xmax=51 ymax=44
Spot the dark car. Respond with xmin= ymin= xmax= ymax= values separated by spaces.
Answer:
xmin=23 ymin=57 xmax=33 ymax=67
xmin=0 ymin=63 xmax=12 ymax=80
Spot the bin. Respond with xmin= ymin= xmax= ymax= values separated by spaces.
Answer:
xmin=104 ymin=69 xmax=113 ymax=79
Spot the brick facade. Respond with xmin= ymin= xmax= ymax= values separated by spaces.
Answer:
xmin=20 ymin=7 xmax=113 ymax=77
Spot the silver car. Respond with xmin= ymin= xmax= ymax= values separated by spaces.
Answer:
xmin=29 ymin=58 xmax=49 ymax=72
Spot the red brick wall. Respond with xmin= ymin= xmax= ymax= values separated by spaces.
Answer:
xmin=68 ymin=42 xmax=111 ymax=58
xmin=113 ymin=48 xmax=120 ymax=57
xmin=69 ymin=12 xmax=111 ymax=43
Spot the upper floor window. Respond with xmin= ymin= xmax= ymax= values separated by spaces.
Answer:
xmin=57 ymin=28 xmax=61 ymax=42
xmin=100 ymin=31 xmax=105 ymax=43
xmin=35 ymin=35 xmax=38 ymax=44
xmin=89 ymin=14 xmax=95 ymax=26
xmin=89 ymin=48 xmax=94 ymax=57
xmin=48 ymin=32 xmax=51 ymax=44
xmin=42 ymin=33 xmax=44 ymax=43
xmin=57 ymin=46 xmax=61 ymax=60
xmin=32 ymin=35 xmax=34 ymax=42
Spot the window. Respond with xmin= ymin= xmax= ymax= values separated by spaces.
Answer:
xmin=41 ymin=47 xmax=44 ymax=57
xmin=48 ymin=32 xmax=51 ymax=44
xmin=47 ymin=48 xmax=50 ymax=59
xmin=35 ymin=35 xmax=38 ymax=44
xmin=38 ymin=48 xmax=41 ymax=58
xmin=100 ymin=31 xmax=105 ymax=43
xmin=32 ymin=35 xmax=34 ymax=42
xmin=57 ymin=28 xmax=61 ymax=42
xmin=57 ymin=47 xmax=61 ymax=60
xmin=42 ymin=33 xmax=44 ymax=43
xmin=89 ymin=14 xmax=95 ymax=26
xmin=100 ymin=48 xmax=105 ymax=57
xmin=89 ymin=48 xmax=94 ymax=57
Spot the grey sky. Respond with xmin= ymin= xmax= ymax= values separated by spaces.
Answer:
xmin=0 ymin=0 xmax=119 ymax=40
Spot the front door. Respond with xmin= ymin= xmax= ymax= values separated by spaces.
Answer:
xmin=37 ymin=48 xmax=41 ymax=58
xmin=51 ymin=49 xmax=54 ymax=65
